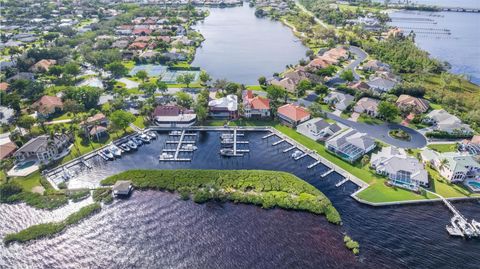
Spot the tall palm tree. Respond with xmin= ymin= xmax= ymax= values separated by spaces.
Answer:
xmin=439 ymin=158 xmax=448 ymax=171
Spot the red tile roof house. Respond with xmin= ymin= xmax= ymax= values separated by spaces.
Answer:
xmin=132 ymin=28 xmax=153 ymax=36
xmin=32 ymin=95 xmax=63 ymax=118
xmin=0 ymin=82 xmax=10 ymax=92
xmin=0 ymin=133 xmax=17 ymax=160
xmin=277 ymin=104 xmax=311 ymax=127
xmin=29 ymin=59 xmax=57 ymax=73
xmin=242 ymin=90 xmax=270 ymax=119
xmin=128 ymin=42 xmax=148 ymax=50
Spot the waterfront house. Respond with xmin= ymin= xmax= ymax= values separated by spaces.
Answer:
xmin=0 ymin=133 xmax=17 ymax=160
xmin=323 ymin=91 xmax=354 ymax=111
xmin=395 ymin=94 xmax=429 ymax=114
xmin=425 ymin=109 xmax=473 ymax=135
xmin=111 ymin=40 xmax=129 ymax=49
xmin=277 ymin=104 xmax=310 ymax=127
xmin=326 ymin=128 xmax=376 ymax=163
xmin=242 ymin=90 xmax=270 ymax=119
xmin=421 ymin=149 xmax=480 ymax=183
xmin=296 ymin=118 xmax=341 ymax=141
xmin=208 ymin=95 xmax=238 ymax=119
xmin=29 ymin=59 xmax=56 ymax=73
xmin=152 ymin=105 xmax=197 ymax=127
xmin=14 ymin=134 xmax=71 ymax=164
xmin=270 ymin=77 xmax=296 ymax=93
xmin=32 ymin=95 xmax=63 ymax=118
xmin=353 ymin=97 xmax=380 ymax=117
xmin=370 ymin=146 xmax=428 ymax=191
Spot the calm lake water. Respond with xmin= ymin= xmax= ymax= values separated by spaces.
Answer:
xmin=192 ymin=3 xmax=307 ymax=85
xmin=1 ymin=131 xmax=480 ymax=269
xmin=387 ymin=1 xmax=480 ymax=84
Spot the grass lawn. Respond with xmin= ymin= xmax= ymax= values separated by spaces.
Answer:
xmin=430 ymin=103 xmax=443 ymax=110
xmin=122 ymin=61 xmax=135 ymax=70
xmin=171 ymin=62 xmax=191 ymax=68
xmin=427 ymin=143 xmax=457 ymax=153
xmin=133 ymin=116 xmax=146 ymax=129
xmin=167 ymin=83 xmax=202 ymax=88
xmin=357 ymin=115 xmax=383 ymax=125
xmin=246 ymin=85 xmax=266 ymax=91
xmin=11 ymin=171 xmax=43 ymax=192
xmin=204 ymin=119 xmax=479 ymax=203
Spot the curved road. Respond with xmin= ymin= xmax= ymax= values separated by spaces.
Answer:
xmin=326 ymin=46 xmax=368 ymax=86
xmin=327 ymin=113 xmax=428 ymax=149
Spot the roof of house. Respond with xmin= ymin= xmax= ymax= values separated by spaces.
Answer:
xmin=0 ymin=82 xmax=9 ymax=91
xmin=396 ymin=94 xmax=429 ymax=112
xmin=348 ymin=81 xmax=370 ymax=91
xmin=327 ymin=129 xmax=375 ymax=151
xmin=15 ymin=134 xmax=68 ymax=154
xmin=355 ymin=97 xmax=380 ymax=112
xmin=367 ymin=77 xmax=397 ymax=91
xmin=363 ymin=60 xmax=390 ymax=71
xmin=128 ymin=42 xmax=148 ymax=50
xmin=31 ymin=59 xmax=56 ymax=71
xmin=32 ymin=95 xmax=63 ymax=114
xmin=208 ymin=95 xmax=238 ymax=111
xmin=243 ymin=90 xmax=270 ymax=110
xmin=84 ymin=113 xmax=106 ymax=124
xmin=270 ymin=77 xmax=296 ymax=92
xmin=0 ymin=133 xmax=17 ymax=160
xmin=152 ymin=105 xmax=193 ymax=117
xmin=89 ymin=125 xmax=108 ymax=136
xmin=277 ymin=104 xmax=310 ymax=122
xmin=112 ymin=180 xmax=132 ymax=193
xmin=324 ymin=91 xmax=355 ymax=106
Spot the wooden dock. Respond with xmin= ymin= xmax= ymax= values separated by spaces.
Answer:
xmin=335 ymin=178 xmax=349 ymax=187
xmin=166 ymin=140 xmax=196 ymax=144
xmin=294 ymin=152 xmax=308 ymax=160
xmin=283 ymin=146 xmax=296 ymax=153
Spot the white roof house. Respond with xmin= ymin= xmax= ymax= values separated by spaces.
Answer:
xmin=425 ymin=109 xmax=473 ymax=135
xmin=326 ymin=128 xmax=376 ymax=162
xmin=323 ymin=91 xmax=354 ymax=111
xmin=367 ymin=77 xmax=397 ymax=93
xmin=421 ymin=149 xmax=480 ymax=183
xmin=208 ymin=94 xmax=238 ymax=119
xmin=371 ymin=146 xmax=428 ymax=190
xmin=296 ymin=118 xmax=341 ymax=141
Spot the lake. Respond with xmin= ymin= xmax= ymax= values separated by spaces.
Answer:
xmin=386 ymin=1 xmax=480 ymax=84
xmin=1 ymin=131 xmax=480 ymax=269
xmin=192 ymin=3 xmax=307 ymax=85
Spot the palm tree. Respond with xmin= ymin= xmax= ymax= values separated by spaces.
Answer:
xmin=439 ymin=158 xmax=448 ymax=171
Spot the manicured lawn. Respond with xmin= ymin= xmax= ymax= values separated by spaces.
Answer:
xmin=122 ymin=61 xmax=135 ymax=70
xmin=171 ymin=62 xmax=191 ymax=68
xmin=133 ymin=116 xmax=146 ymax=129
xmin=357 ymin=115 xmax=383 ymax=125
xmin=427 ymin=143 xmax=457 ymax=153
xmin=246 ymin=85 xmax=266 ymax=91
xmin=11 ymin=171 xmax=43 ymax=192
xmin=430 ymin=103 xmax=443 ymax=110
xmin=426 ymin=166 xmax=479 ymax=198
xmin=166 ymin=83 xmax=202 ymax=88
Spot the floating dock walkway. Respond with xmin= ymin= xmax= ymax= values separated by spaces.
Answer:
xmin=160 ymin=130 xmax=194 ymax=162
xmin=335 ymin=178 xmax=349 ymax=187
xmin=307 ymin=160 xmax=321 ymax=169
xmin=321 ymin=168 xmax=334 ymax=177
xmin=262 ymin=133 xmax=275 ymax=139
xmin=272 ymin=139 xmax=285 ymax=146
xmin=283 ymin=145 xmax=296 ymax=153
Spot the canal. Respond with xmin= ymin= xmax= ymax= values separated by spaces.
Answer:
xmin=1 ymin=131 xmax=480 ymax=268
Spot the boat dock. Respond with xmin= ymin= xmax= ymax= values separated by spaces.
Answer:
xmin=307 ymin=160 xmax=322 ymax=169
xmin=283 ymin=145 xmax=296 ymax=153
xmin=335 ymin=178 xmax=349 ymax=187
xmin=272 ymin=139 xmax=285 ymax=146
xmin=262 ymin=133 xmax=275 ymax=139
xmin=80 ymin=158 xmax=92 ymax=169
xmin=321 ymin=168 xmax=334 ymax=177
xmin=294 ymin=152 xmax=308 ymax=160
xmin=160 ymin=129 xmax=194 ymax=162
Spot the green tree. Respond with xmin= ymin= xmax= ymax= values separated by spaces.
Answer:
xmin=110 ymin=110 xmax=135 ymax=132
xmin=64 ymin=86 xmax=102 ymax=109
xmin=296 ymin=79 xmax=312 ymax=97
xmin=377 ymin=101 xmax=399 ymax=122
xmin=156 ymin=80 xmax=168 ymax=95
xmin=17 ymin=115 xmax=36 ymax=131
xmin=105 ymin=61 xmax=128 ymax=78
xmin=139 ymin=82 xmax=157 ymax=97
xmin=63 ymin=62 xmax=81 ymax=76
xmin=176 ymin=73 xmax=195 ymax=88
xmin=340 ymin=69 xmax=354 ymax=82
xmin=199 ymin=71 xmax=211 ymax=85
xmin=258 ymin=76 xmax=267 ymax=86
xmin=175 ymin=91 xmax=193 ymax=108
xmin=135 ymin=70 xmax=148 ymax=82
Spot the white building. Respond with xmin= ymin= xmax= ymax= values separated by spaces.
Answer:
xmin=371 ymin=146 xmax=428 ymax=191
xmin=296 ymin=118 xmax=341 ymax=141
xmin=421 ymin=149 xmax=480 ymax=183
xmin=323 ymin=91 xmax=354 ymax=111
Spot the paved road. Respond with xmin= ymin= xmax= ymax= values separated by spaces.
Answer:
xmin=326 ymin=46 xmax=368 ymax=86
xmin=327 ymin=113 xmax=428 ymax=149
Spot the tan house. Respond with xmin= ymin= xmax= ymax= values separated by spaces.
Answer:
xmin=30 ymin=59 xmax=57 ymax=72
xmin=396 ymin=94 xmax=429 ymax=114
xmin=32 ymin=95 xmax=63 ymax=117
xmin=354 ymin=97 xmax=380 ymax=117
xmin=270 ymin=77 xmax=296 ymax=93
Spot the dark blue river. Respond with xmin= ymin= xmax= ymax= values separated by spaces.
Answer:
xmin=1 ymin=131 xmax=479 ymax=268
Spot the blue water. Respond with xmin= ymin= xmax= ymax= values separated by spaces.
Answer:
xmin=1 ymin=131 xmax=480 ymax=268
xmin=192 ymin=3 xmax=307 ymax=84
xmin=387 ymin=8 xmax=480 ymax=84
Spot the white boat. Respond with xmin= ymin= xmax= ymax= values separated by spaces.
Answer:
xmin=471 ymin=220 xmax=480 ymax=234
xmin=221 ymin=138 xmax=234 ymax=144
xmin=291 ymin=150 xmax=303 ymax=159
xmin=139 ymin=133 xmax=151 ymax=143
xmin=109 ymin=145 xmax=122 ymax=157
xmin=119 ymin=143 xmax=130 ymax=152
xmin=170 ymin=130 xmax=183 ymax=136
xmin=220 ymin=133 xmax=234 ymax=139
xmin=101 ymin=148 xmax=114 ymax=160
xmin=127 ymin=140 xmax=137 ymax=149
xmin=132 ymin=137 xmax=143 ymax=146
xmin=220 ymin=148 xmax=242 ymax=157
xmin=146 ymin=131 xmax=157 ymax=139
xmin=159 ymin=152 xmax=174 ymax=160
xmin=181 ymin=144 xmax=198 ymax=151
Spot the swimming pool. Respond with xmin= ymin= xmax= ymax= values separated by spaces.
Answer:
xmin=465 ymin=180 xmax=480 ymax=192
xmin=15 ymin=161 xmax=36 ymax=170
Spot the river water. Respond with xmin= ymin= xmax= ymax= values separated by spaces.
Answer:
xmin=1 ymin=131 xmax=480 ymax=268
xmin=192 ymin=3 xmax=307 ymax=85
xmin=386 ymin=1 xmax=480 ymax=84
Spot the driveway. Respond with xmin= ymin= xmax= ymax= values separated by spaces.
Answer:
xmin=327 ymin=113 xmax=427 ymax=149
xmin=326 ymin=46 xmax=368 ymax=86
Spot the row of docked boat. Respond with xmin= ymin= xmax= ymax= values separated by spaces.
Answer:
xmin=98 ymin=131 xmax=157 ymax=160
xmin=446 ymin=215 xmax=480 ymax=239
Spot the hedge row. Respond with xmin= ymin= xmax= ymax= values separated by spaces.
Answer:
xmin=101 ymin=169 xmax=341 ymax=224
